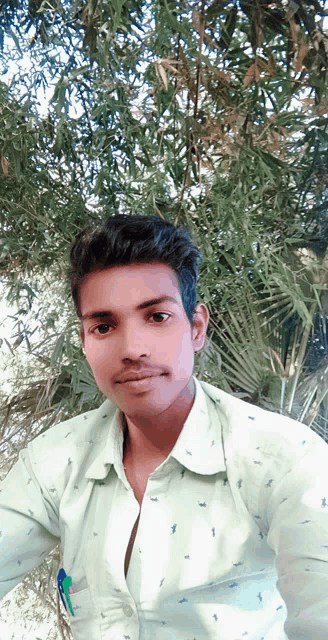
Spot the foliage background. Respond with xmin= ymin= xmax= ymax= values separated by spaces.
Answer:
xmin=1 ymin=0 xmax=328 ymax=637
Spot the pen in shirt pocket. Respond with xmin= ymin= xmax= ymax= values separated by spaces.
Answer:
xmin=57 ymin=568 xmax=75 ymax=616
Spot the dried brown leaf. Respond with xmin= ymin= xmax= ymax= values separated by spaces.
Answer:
xmin=295 ymin=43 xmax=309 ymax=73
xmin=192 ymin=10 xmax=201 ymax=32
xmin=1 ymin=154 xmax=8 ymax=176
xmin=289 ymin=17 xmax=300 ymax=48
xmin=243 ymin=63 xmax=256 ymax=88
xmin=214 ymin=69 xmax=231 ymax=85
xmin=315 ymin=98 xmax=328 ymax=116
xmin=159 ymin=58 xmax=180 ymax=75
xmin=154 ymin=62 xmax=168 ymax=90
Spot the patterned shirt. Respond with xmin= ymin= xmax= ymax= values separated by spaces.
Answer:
xmin=0 ymin=375 xmax=328 ymax=640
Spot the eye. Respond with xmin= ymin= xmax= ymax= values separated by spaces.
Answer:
xmin=149 ymin=312 xmax=171 ymax=323
xmin=90 ymin=312 xmax=171 ymax=336
xmin=94 ymin=323 xmax=111 ymax=335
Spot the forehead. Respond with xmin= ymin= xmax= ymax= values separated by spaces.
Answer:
xmin=79 ymin=262 xmax=182 ymax=314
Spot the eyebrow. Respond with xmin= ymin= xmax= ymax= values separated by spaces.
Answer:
xmin=81 ymin=295 xmax=180 ymax=322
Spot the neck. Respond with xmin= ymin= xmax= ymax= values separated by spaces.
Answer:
xmin=122 ymin=377 xmax=195 ymax=461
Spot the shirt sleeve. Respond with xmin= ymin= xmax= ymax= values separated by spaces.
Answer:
xmin=0 ymin=446 xmax=60 ymax=600
xmin=263 ymin=433 xmax=328 ymax=639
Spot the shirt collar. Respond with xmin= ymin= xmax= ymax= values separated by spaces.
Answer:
xmin=85 ymin=402 xmax=125 ymax=480
xmin=85 ymin=375 xmax=226 ymax=480
xmin=167 ymin=376 xmax=226 ymax=475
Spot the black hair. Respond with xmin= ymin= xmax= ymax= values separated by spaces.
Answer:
xmin=69 ymin=214 xmax=204 ymax=329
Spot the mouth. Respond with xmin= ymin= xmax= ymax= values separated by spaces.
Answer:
xmin=117 ymin=373 xmax=166 ymax=384
xmin=116 ymin=374 xmax=166 ymax=391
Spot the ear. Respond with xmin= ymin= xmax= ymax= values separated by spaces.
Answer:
xmin=192 ymin=303 xmax=209 ymax=352
xmin=80 ymin=327 xmax=85 ymax=348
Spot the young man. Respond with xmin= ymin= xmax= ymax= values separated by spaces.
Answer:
xmin=0 ymin=214 xmax=328 ymax=640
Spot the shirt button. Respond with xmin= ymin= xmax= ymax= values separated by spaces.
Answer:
xmin=123 ymin=604 xmax=133 ymax=617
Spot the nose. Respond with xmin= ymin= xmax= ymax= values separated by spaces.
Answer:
xmin=117 ymin=325 xmax=151 ymax=361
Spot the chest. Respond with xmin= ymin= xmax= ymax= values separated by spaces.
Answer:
xmin=123 ymin=455 xmax=164 ymax=577
xmin=123 ymin=450 xmax=166 ymax=506
xmin=124 ymin=461 xmax=148 ymax=506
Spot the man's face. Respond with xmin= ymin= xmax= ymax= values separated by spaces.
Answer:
xmin=79 ymin=262 xmax=208 ymax=421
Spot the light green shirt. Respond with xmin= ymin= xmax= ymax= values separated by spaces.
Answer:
xmin=1 ymin=375 xmax=328 ymax=639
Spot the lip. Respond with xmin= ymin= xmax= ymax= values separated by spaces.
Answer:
xmin=117 ymin=371 xmax=163 ymax=383
xmin=117 ymin=374 xmax=164 ymax=392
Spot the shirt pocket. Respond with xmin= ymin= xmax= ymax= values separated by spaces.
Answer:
xmin=69 ymin=587 xmax=102 ymax=640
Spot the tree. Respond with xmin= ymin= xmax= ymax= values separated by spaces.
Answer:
xmin=1 ymin=1 xmax=328 ymax=636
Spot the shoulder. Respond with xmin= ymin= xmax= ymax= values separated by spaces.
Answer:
xmin=198 ymin=377 xmax=327 ymax=465
xmin=27 ymin=398 xmax=115 ymax=465
xmin=198 ymin=378 xmax=328 ymax=519
xmin=22 ymin=399 xmax=119 ymax=496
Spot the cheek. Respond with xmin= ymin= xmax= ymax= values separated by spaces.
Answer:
xmin=170 ymin=335 xmax=194 ymax=366
xmin=85 ymin=350 xmax=111 ymax=391
xmin=84 ymin=342 xmax=108 ymax=368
